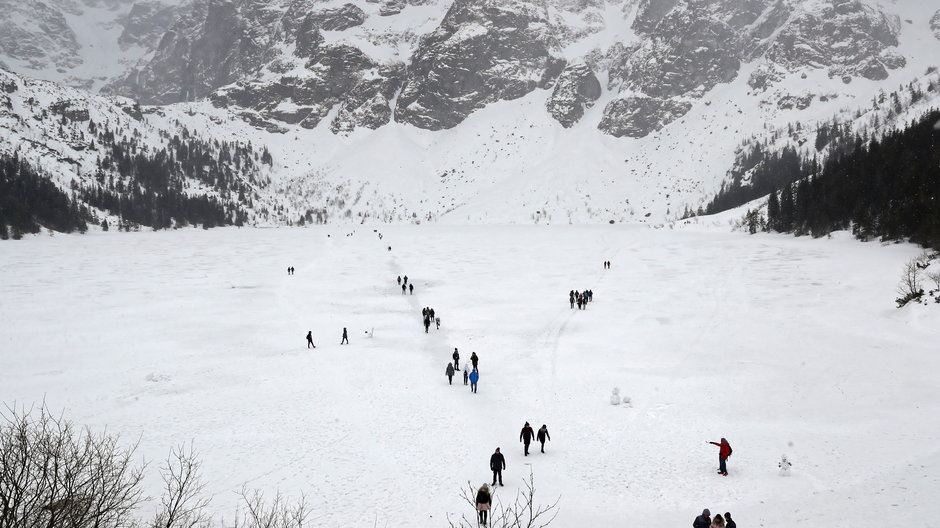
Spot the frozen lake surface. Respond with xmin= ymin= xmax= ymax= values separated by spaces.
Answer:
xmin=1 ymin=225 xmax=938 ymax=527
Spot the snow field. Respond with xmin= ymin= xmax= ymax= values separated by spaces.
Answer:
xmin=1 ymin=226 xmax=939 ymax=527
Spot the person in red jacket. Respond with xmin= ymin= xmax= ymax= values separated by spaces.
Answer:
xmin=708 ymin=438 xmax=732 ymax=475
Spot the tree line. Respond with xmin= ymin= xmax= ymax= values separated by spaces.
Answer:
xmin=752 ymin=109 xmax=940 ymax=250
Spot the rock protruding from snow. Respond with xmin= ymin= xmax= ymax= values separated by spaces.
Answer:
xmin=598 ymin=96 xmax=691 ymax=138
xmin=331 ymin=64 xmax=405 ymax=134
xmin=631 ymin=0 xmax=679 ymax=34
xmin=394 ymin=0 xmax=563 ymax=130
xmin=546 ymin=63 xmax=600 ymax=128
xmin=307 ymin=3 xmax=366 ymax=31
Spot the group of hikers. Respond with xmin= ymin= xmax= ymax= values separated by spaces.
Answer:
xmin=694 ymin=509 xmax=736 ymax=528
xmin=299 ymin=250 xmax=744 ymax=525
xmin=422 ymin=307 xmax=440 ymax=332
xmin=445 ymin=348 xmax=480 ymax=393
xmin=474 ymin=423 xmax=551 ymax=525
xmin=398 ymin=275 xmax=414 ymax=294
xmin=569 ymin=289 xmax=593 ymax=309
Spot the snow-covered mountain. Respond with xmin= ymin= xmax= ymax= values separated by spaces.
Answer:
xmin=2 ymin=0 xmax=940 ymax=225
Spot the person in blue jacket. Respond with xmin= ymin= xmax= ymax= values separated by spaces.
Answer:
xmin=469 ymin=368 xmax=479 ymax=393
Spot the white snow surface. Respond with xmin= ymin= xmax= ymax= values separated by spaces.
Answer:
xmin=2 ymin=225 xmax=939 ymax=526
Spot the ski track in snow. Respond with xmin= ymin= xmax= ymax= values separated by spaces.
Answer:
xmin=1 ymin=225 xmax=939 ymax=527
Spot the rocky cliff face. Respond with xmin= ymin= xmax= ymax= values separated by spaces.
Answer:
xmin=0 ymin=0 xmax=81 ymax=72
xmin=119 ymin=1 xmax=180 ymax=50
xmin=1 ymin=0 xmax=928 ymax=139
xmin=394 ymin=0 xmax=564 ymax=130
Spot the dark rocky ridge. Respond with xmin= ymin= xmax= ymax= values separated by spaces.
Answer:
xmin=394 ymin=0 xmax=565 ymax=130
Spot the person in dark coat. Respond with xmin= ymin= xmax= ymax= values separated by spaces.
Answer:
xmin=403 ymin=275 xmax=408 ymax=284
xmin=469 ymin=368 xmax=479 ymax=393
xmin=452 ymin=348 xmax=460 ymax=370
xmin=569 ymin=292 xmax=574 ymax=309
xmin=463 ymin=368 xmax=469 ymax=385
xmin=537 ymin=424 xmax=550 ymax=453
xmin=709 ymin=438 xmax=732 ymax=475
xmin=445 ymin=363 xmax=455 ymax=385
xmin=475 ymin=484 xmax=491 ymax=526
xmin=306 ymin=331 xmax=315 ymax=349
xmin=397 ymin=275 xmax=402 ymax=285
xmin=402 ymin=283 xmax=406 ymax=294
xmin=490 ymin=448 xmax=505 ymax=486
xmin=341 ymin=327 xmax=349 ymax=345
xmin=693 ymin=509 xmax=711 ymax=528
xmin=424 ymin=316 xmax=430 ymax=333
xmin=520 ymin=422 xmax=535 ymax=456
xmin=470 ymin=351 xmax=479 ymax=370
xmin=409 ymin=283 xmax=414 ymax=295
xmin=723 ymin=512 xmax=736 ymax=528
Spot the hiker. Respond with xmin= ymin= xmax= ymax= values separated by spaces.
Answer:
xmin=469 ymin=368 xmax=479 ymax=393
xmin=402 ymin=284 xmax=406 ymax=294
xmin=429 ymin=308 xmax=435 ymax=321
xmin=403 ymin=275 xmax=408 ymax=284
xmin=475 ymin=484 xmax=492 ymax=526
xmin=470 ymin=351 xmax=478 ymax=370
xmin=424 ymin=316 xmax=430 ymax=333
xmin=397 ymin=276 xmax=401 ymax=285
xmin=711 ymin=514 xmax=725 ymax=528
xmin=409 ymin=283 xmax=414 ymax=295
xmin=708 ymin=438 xmax=732 ymax=476
xmin=520 ymin=422 xmax=535 ymax=456
xmin=341 ymin=327 xmax=349 ymax=345
xmin=463 ymin=368 xmax=469 ymax=385
xmin=287 ymin=267 xmax=290 ymax=275
xmin=537 ymin=424 xmax=550 ymax=453
xmin=693 ymin=509 xmax=712 ymax=528
xmin=435 ymin=316 xmax=441 ymax=329
xmin=569 ymin=291 xmax=574 ymax=309
xmin=723 ymin=513 xmax=736 ymax=528
xmin=445 ymin=363 xmax=455 ymax=385
xmin=490 ymin=448 xmax=505 ymax=486
xmin=306 ymin=331 xmax=315 ymax=349
xmin=452 ymin=348 xmax=460 ymax=370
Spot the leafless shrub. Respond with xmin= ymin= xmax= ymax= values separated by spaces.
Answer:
xmin=152 ymin=442 xmax=211 ymax=528
xmin=446 ymin=471 xmax=559 ymax=528
xmin=233 ymin=487 xmax=309 ymax=528
xmin=0 ymin=402 xmax=145 ymax=528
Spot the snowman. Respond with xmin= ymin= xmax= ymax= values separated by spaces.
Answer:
xmin=778 ymin=454 xmax=792 ymax=476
